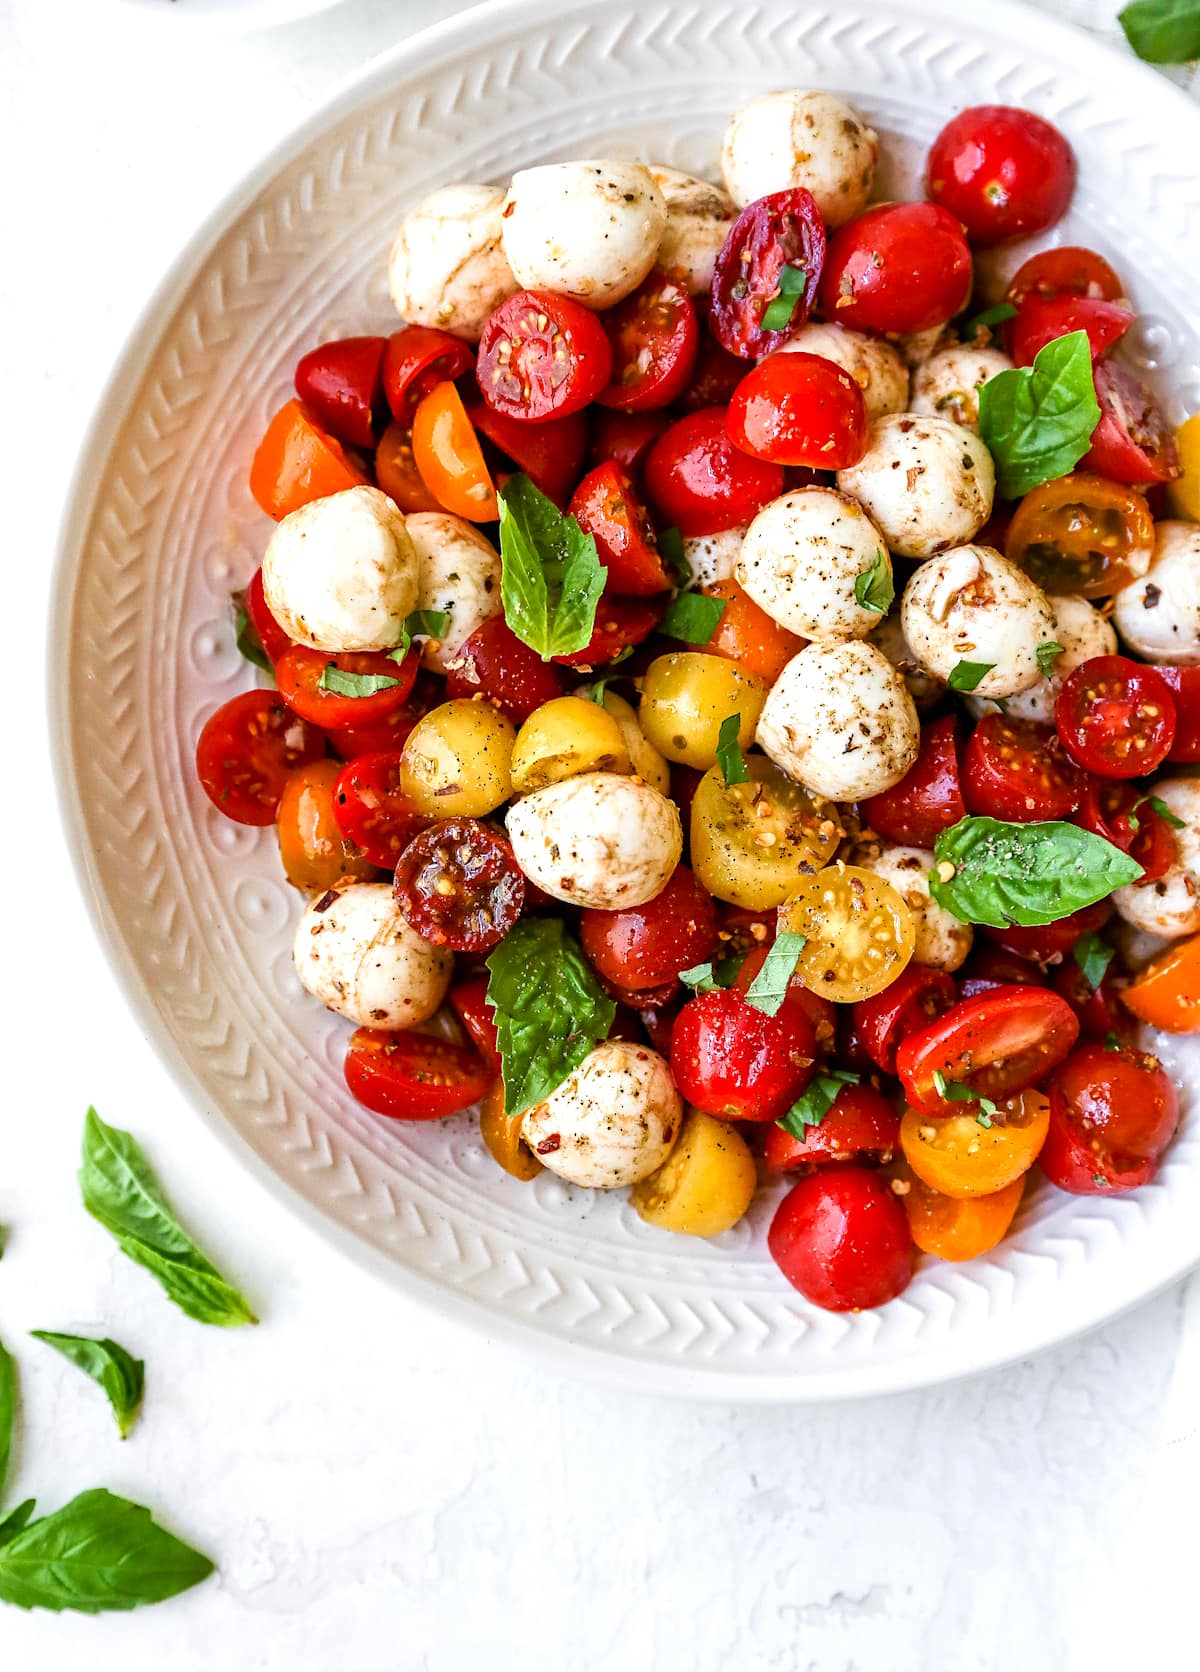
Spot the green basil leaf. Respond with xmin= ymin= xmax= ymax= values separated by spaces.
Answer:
xmin=1072 ymin=931 xmax=1115 ymax=993
xmin=978 ymin=331 xmax=1101 ymax=499
xmin=932 ymin=1070 xmax=998 ymax=1120
xmin=743 ymin=930 xmax=807 ymax=1017
xmin=1036 ymin=641 xmax=1065 ymax=679
xmin=318 ymin=666 xmax=401 ymax=699
xmin=658 ymin=591 xmax=726 ymax=645
xmin=0 ymin=1490 xmax=214 ymax=1614
xmin=930 ymin=817 xmax=1143 ymax=928
xmin=588 ymin=680 xmax=609 ymax=706
xmin=0 ymin=1502 xmax=36 ymax=1548
xmin=853 ymin=550 xmax=894 ymax=615
xmin=961 ymin=302 xmax=1018 ymax=342
xmin=1141 ymin=793 xmax=1187 ymax=830
xmin=1119 ymin=0 xmax=1200 ymax=62
xmin=30 ymin=1334 xmax=144 ymax=1440
xmin=486 ymin=920 xmax=616 ymax=1116
xmin=1104 ymin=1031 xmax=1124 ymax=1053
xmin=79 ymin=1110 xmax=257 ymax=1328
xmin=497 ymin=474 xmax=606 ymax=660
xmin=679 ymin=962 xmax=721 ymax=994
xmin=777 ymin=1070 xmax=860 ymax=1138
xmin=234 ymin=608 xmax=272 ymax=674
xmin=0 ymin=1338 xmax=12 ymax=1504
xmin=716 ymin=714 xmax=749 ymax=786
xmin=760 ymin=263 xmax=809 ymax=333
xmin=947 ymin=659 xmax=995 ymax=693
xmin=405 ymin=608 xmax=450 ymax=641
xmin=657 ymin=525 xmax=690 ymax=587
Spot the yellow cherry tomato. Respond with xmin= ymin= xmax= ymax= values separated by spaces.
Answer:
xmin=690 ymin=757 xmax=842 ymax=910
xmin=591 ymin=687 xmax=670 ymax=795
xmin=479 ymin=1082 xmax=541 ymax=1181
xmin=631 ymin=1110 xmax=756 ymax=1237
xmin=1168 ymin=414 xmax=1200 ymax=522
xmin=637 ymin=653 xmax=767 ymax=770
xmin=399 ymin=699 xmax=515 ymax=817
xmin=411 ymin=381 xmax=498 ymax=522
xmin=276 ymin=759 xmax=376 ymax=893
xmin=900 ymin=1165 xmax=1024 ymax=1260
xmin=510 ymin=695 xmax=631 ymax=794
xmin=781 ymin=864 xmax=914 ymax=1002
xmin=900 ymin=1090 xmax=1050 ymax=1200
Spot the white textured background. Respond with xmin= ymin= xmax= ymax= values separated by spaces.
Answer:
xmin=2 ymin=1 xmax=1194 ymax=1667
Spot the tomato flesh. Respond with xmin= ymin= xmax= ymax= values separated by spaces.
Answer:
xmin=345 ymin=1028 xmax=492 ymax=1121
xmin=325 ymin=671 xmax=440 ymax=761
xmin=375 ymin=420 xmax=443 ymax=512
xmin=1004 ymin=471 xmax=1154 ymax=597
xmin=643 ymin=407 xmax=784 ymax=537
xmin=588 ymin=409 xmax=672 ymax=480
xmin=580 ymin=865 xmax=719 ymax=996
xmin=709 ymin=189 xmax=825 ymax=359
xmin=448 ymin=975 xmax=502 ymax=1074
xmin=245 ymin=567 xmax=294 ymax=665
xmin=1082 ymin=361 xmax=1179 ymax=487
xmin=382 ymin=325 xmax=474 ymax=425
xmin=1158 ymin=667 xmax=1200 ymax=763
xmin=925 ymin=105 xmax=1075 ymax=245
xmin=703 ymin=579 xmax=804 ymax=685
xmin=596 ymin=271 xmax=699 ymax=411
xmin=393 ymin=818 xmax=525 ymax=954
xmin=897 ymin=986 xmax=1080 ymax=1116
xmin=854 ymin=965 xmax=956 ymax=1076
xmin=982 ymin=901 xmax=1111 ymax=968
xmin=1074 ymin=777 xmax=1176 ymax=884
xmin=819 ymin=202 xmax=971 ymax=334
xmin=550 ymin=594 xmax=663 ymax=668
xmin=963 ymin=712 xmax=1084 ymax=822
xmin=768 ymin=1169 xmax=913 ymax=1311
xmin=568 ymin=462 xmax=670 ymax=595
xmin=1040 ymin=1041 xmax=1178 ymax=1192
xmin=726 ymin=353 xmax=868 ymax=469
xmin=249 ymin=399 xmax=368 ymax=521
xmin=862 ymin=715 xmax=965 ymax=849
xmin=477 ymin=289 xmax=612 ymax=421
xmin=411 ymin=382 xmax=498 ymax=520
xmin=196 ymin=691 xmax=325 ymax=827
xmin=1055 ymin=655 xmax=1177 ymax=778
xmin=331 ymin=751 xmax=430 ymax=869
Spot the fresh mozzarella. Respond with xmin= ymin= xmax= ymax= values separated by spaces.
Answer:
xmin=263 ymin=485 xmax=419 ymax=653
xmin=966 ymin=594 xmax=1117 ymax=725
xmin=505 ymin=772 xmax=682 ymax=909
xmin=892 ymin=326 xmax=953 ymax=369
xmin=775 ymin=322 xmax=910 ymax=421
xmin=836 ymin=414 xmax=995 ymax=559
xmin=719 ymin=90 xmax=878 ymax=226
xmin=910 ymin=345 xmax=1013 ymax=431
xmin=1112 ymin=778 xmax=1200 ymax=940
xmin=684 ymin=526 xmax=746 ymax=592
xmin=901 ymin=544 xmax=1055 ymax=700
xmin=521 ymin=1041 xmax=682 ymax=1188
xmin=756 ymin=640 xmax=919 ymax=800
xmin=292 ymin=883 xmax=452 ymax=1029
xmin=854 ymin=841 xmax=973 ymax=972
xmin=648 ymin=166 xmax=737 ymax=294
xmin=869 ymin=611 xmax=943 ymax=713
xmin=500 ymin=161 xmax=666 ymax=309
xmin=1112 ymin=521 xmax=1200 ymax=666
xmin=736 ymin=486 xmax=891 ymax=641
xmin=404 ymin=513 xmax=502 ymax=673
xmin=388 ymin=183 xmax=518 ymax=343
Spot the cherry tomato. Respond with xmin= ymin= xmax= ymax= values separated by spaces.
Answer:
xmin=1158 ymin=667 xmax=1200 ymax=763
xmin=550 ymin=595 xmax=663 ymax=669
xmin=642 ymin=407 xmax=785 ymax=538
xmin=580 ymin=865 xmax=718 ymax=995
xmin=902 ymin=1169 xmax=1024 ymax=1260
xmin=983 ymin=901 xmax=1111 ymax=968
xmin=276 ymin=644 xmax=420 ymax=730
xmin=782 ymin=866 xmax=916 ymax=1004
xmin=1055 ymin=655 xmax=1177 ymax=778
xmin=854 ymin=966 xmax=956 ymax=1076
xmin=448 ymin=974 xmax=502 ymax=1074
xmin=676 ymin=328 xmax=746 ymax=414
xmin=1040 ymin=1041 xmax=1178 ymax=1192
xmin=478 ymin=1081 xmax=541 ymax=1180
xmin=1006 ymin=246 xmax=1124 ymax=308
xmin=897 ymin=986 xmax=1080 ymax=1116
xmin=568 ymin=463 xmax=670 ymax=596
xmin=588 ymin=409 xmax=671 ymax=480
xmin=392 ymin=818 xmax=525 ymax=954
xmin=294 ymin=335 xmax=388 ymax=449
xmin=726 ymin=353 xmax=868 ymax=469
xmin=374 ymin=420 xmax=443 ymax=513
xmin=709 ymin=189 xmax=825 ymax=359
xmin=819 ymin=203 xmax=971 ymax=334
xmin=249 ymin=399 xmax=367 ymax=521
xmin=1009 ymin=295 xmax=1131 ymax=368
xmin=862 ymin=715 xmax=965 ymax=849
xmin=595 ymin=271 xmax=699 ymax=411
xmin=963 ymin=712 xmax=1084 ymax=821
xmin=901 ymin=1091 xmax=1049 ymax=1198
xmin=958 ymin=944 xmax=1048 ymax=998
xmin=768 ymin=1168 xmax=913 ymax=1311
xmin=926 ymin=105 xmax=1075 ymax=245
xmin=669 ymin=982 xmax=816 ymax=1123
xmin=277 ymin=758 xmax=377 ymax=892
xmin=330 ymin=752 xmax=430 ymax=869
xmin=476 ymin=289 xmax=612 ymax=422
xmin=764 ymin=1085 xmax=901 ymax=1173
xmin=445 ymin=616 xmax=567 ymax=721
xmin=1082 ymin=361 xmax=1179 ymax=487
xmin=195 ymin=690 xmax=325 ymax=826
xmin=1122 ymin=936 xmax=1200 ymax=1034
xmin=325 ymin=671 xmax=441 ymax=760
xmin=1074 ymin=777 xmax=1177 ymax=883
xmin=1004 ymin=470 xmax=1154 ymax=597
xmin=411 ymin=382 xmax=498 ymax=520
xmin=382 ymin=325 xmax=474 ymax=424
xmin=703 ymin=578 xmax=804 ymax=685
xmin=245 ymin=567 xmax=293 ymax=665
xmin=1052 ymin=958 xmax=1132 ymax=1044
xmin=345 ymin=1028 xmax=492 ymax=1121
xmin=466 ymin=402 xmax=588 ymax=507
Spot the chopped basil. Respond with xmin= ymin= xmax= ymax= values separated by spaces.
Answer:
xmin=933 ymin=1069 xmax=998 ymax=1123
xmin=1139 ymin=793 xmax=1186 ymax=831
xmin=930 ymin=817 xmax=1143 ymax=928
xmin=853 ymin=550 xmax=894 ymax=615
xmin=777 ymin=1070 xmax=860 ymax=1138
xmin=658 ymin=591 xmax=727 ymax=645
xmin=978 ymin=331 xmax=1101 ymax=499
xmin=318 ymin=666 xmax=401 ymax=699
xmin=657 ymin=525 xmax=691 ymax=587
xmin=393 ymin=608 xmax=451 ymax=658
xmin=1036 ymin=641 xmax=1065 ymax=679
xmin=961 ymin=301 xmax=1018 ymax=342
xmin=743 ymin=931 xmax=807 ymax=1018
xmin=234 ymin=608 xmax=272 ymax=673
xmin=1119 ymin=0 xmax=1200 ymax=63
xmin=716 ymin=714 xmax=750 ymax=786
xmin=760 ymin=263 xmax=809 ymax=333
xmin=1104 ymin=1031 xmax=1125 ymax=1053
xmin=947 ymin=659 xmax=995 ymax=693
xmin=1072 ymin=931 xmax=1115 ymax=993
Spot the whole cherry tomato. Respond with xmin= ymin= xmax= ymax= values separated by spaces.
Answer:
xmin=393 ymin=819 xmax=525 ymax=954
xmin=1082 ymin=362 xmax=1179 ymax=487
xmin=445 ymin=616 xmax=567 ymax=720
xmin=819 ymin=203 xmax=971 ymax=334
xmin=926 ymin=105 xmax=1075 ymax=245
xmin=568 ymin=463 xmax=671 ymax=596
xmin=669 ymin=981 xmax=816 ymax=1123
xmin=245 ymin=567 xmax=294 ymax=665
xmin=550 ymin=595 xmax=664 ymax=668
xmin=897 ymin=986 xmax=1079 ymax=1116
xmin=703 ymin=578 xmax=804 ymax=685
xmin=596 ymin=271 xmax=699 ymax=411
xmin=768 ymin=1168 xmax=913 ymax=1311
xmin=853 ymin=965 xmax=956 ymax=1076
xmin=195 ymin=690 xmax=325 ymax=827
xmin=249 ymin=399 xmax=368 ymax=521
xmin=983 ymin=901 xmax=1112 ymax=968
xmin=448 ymin=975 xmax=502 ymax=1074
xmin=294 ymin=335 xmax=388 ymax=449
xmin=276 ymin=644 xmax=420 ymax=730
xmin=345 ymin=1028 xmax=492 ymax=1121
xmin=1009 ymin=295 xmax=1131 ymax=367
xmin=1158 ymin=667 xmax=1200 ymax=763
xmin=466 ymin=402 xmax=588 ymax=507
xmin=331 ymin=751 xmax=430 ymax=869
xmin=580 ymin=865 xmax=719 ymax=996
xmin=709 ymin=189 xmax=825 ymax=359
xmin=726 ymin=353 xmax=868 ymax=469
xmin=411 ymin=382 xmax=498 ymax=520
xmin=642 ymin=408 xmax=784 ymax=538
xmin=1006 ymin=246 xmax=1124 ymax=308
xmin=763 ymin=1084 xmax=900 ymax=1172
xmin=476 ymin=289 xmax=612 ymax=421
xmin=382 ymin=325 xmax=474 ymax=424
xmin=862 ymin=715 xmax=965 ymax=849
xmin=1004 ymin=471 xmax=1154 ymax=597
xmin=588 ymin=409 xmax=672 ymax=479
xmin=1055 ymin=655 xmax=1177 ymax=778
xmin=375 ymin=421 xmax=442 ymax=513
xmin=1039 ymin=1041 xmax=1178 ymax=1193
xmin=1074 ymin=777 xmax=1177 ymax=883
xmin=963 ymin=712 xmax=1084 ymax=822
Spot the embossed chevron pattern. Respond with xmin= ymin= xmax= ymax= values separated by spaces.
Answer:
xmin=56 ymin=0 xmax=1200 ymax=1397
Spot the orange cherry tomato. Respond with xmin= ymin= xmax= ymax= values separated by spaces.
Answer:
xmin=276 ymin=759 xmax=376 ymax=893
xmin=900 ymin=1091 xmax=1049 ymax=1199
xmin=704 ymin=578 xmax=805 ymax=684
xmin=900 ymin=1165 xmax=1024 ymax=1261
xmin=249 ymin=398 xmax=368 ymax=521
xmin=1122 ymin=936 xmax=1200 ymax=1034
xmin=411 ymin=381 xmax=498 ymax=521
xmin=375 ymin=419 xmax=442 ymax=513
xmin=478 ymin=1082 xmax=541 ymax=1181
xmin=1004 ymin=471 xmax=1154 ymax=598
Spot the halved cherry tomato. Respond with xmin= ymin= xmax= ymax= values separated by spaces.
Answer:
xmin=249 ymin=399 xmax=368 ymax=521
xmin=392 ymin=818 xmax=524 ymax=954
xmin=768 ymin=1168 xmax=913 ymax=1311
xmin=195 ymin=690 xmax=325 ymax=826
xmin=1055 ymin=655 xmax=1177 ymax=778
xmin=854 ymin=966 xmax=956 ymax=1076
xmin=1006 ymin=246 xmax=1124 ymax=308
xmin=1082 ymin=361 xmax=1179 ymax=487
xmin=897 ymin=986 xmax=1079 ymax=1116
xmin=902 ymin=1168 xmax=1024 ymax=1260
xmin=1053 ymin=957 xmax=1133 ymax=1043
xmin=1158 ymin=667 xmax=1200 ymax=763
xmin=958 ymin=942 xmax=1048 ymax=999
xmin=726 ymin=353 xmax=868 ymax=469
xmin=551 ymin=595 xmax=663 ymax=668
xmin=669 ymin=981 xmax=816 ymax=1123
xmin=445 ymin=617 xmax=567 ymax=721
xmin=448 ymin=975 xmax=502 ymax=1074
xmin=294 ymin=336 xmax=388 ymax=449
xmin=764 ymin=1085 xmax=900 ymax=1172
xmin=710 ymin=189 xmax=825 ymax=359
xmin=676 ymin=327 xmax=746 ymax=414
xmin=1040 ymin=1041 xmax=1178 ymax=1192
xmin=901 ymin=1091 xmax=1049 ymax=1198
xmin=375 ymin=420 xmax=443 ymax=512
xmin=331 ymin=751 xmax=430 ymax=869
xmin=862 ymin=715 xmax=965 ymax=849
xmin=643 ymin=407 xmax=785 ymax=537
xmin=411 ymin=382 xmax=498 ymax=520
xmin=478 ymin=1081 xmax=541 ymax=1179
xmin=588 ymin=409 xmax=671 ymax=479
xmin=568 ymin=463 xmax=670 ymax=595
xmin=1009 ymin=295 xmax=1131 ymax=367
xmin=782 ymin=865 xmax=915 ymax=1003
xmin=382 ymin=325 xmax=474 ymax=424
xmin=276 ymin=644 xmax=420 ymax=730
xmin=1074 ymin=777 xmax=1177 ymax=883
xmin=467 ymin=402 xmax=588 ymax=506
xmin=245 ymin=567 xmax=294 ymax=664
xmin=703 ymin=578 xmax=804 ymax=685
xmin=476 ymin=289 xmax=612 ymax=422
xmin=819 ymin=202 xmax=971 ymax=334
xmin=325 ymin=671 xmax=441 ymax=761
xmin=1122 ymin=937 xmax=1200 ymax=1034
xmin=596 ymin=271 xmax=699 ymax=411
xmin=277 ymin=758 xmax=377 ymax=892
xmin=580 ymin=865 xmax=718 ymax=996
xmin=963 ymin=712 xmax=1084 ymax=821
xmin=345 ymin=1028 xmax=492 ymax=1121
xmin=926 ymin=106 xmax=1075 ymax=245
xmin=983 ymin=901 xmax=1111 ymax=968
xmin=1004 ymin=470 xmax=1154 ymax=597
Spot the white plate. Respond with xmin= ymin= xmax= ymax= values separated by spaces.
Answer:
xmin=51 ymin=0 xmax=1200 ymax=1400
xmin=117 ymin=0 xmax=346 ymax=28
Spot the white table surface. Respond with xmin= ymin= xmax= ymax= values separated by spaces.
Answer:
xmin=2 ymin=1 xmax=1193 ymax=1667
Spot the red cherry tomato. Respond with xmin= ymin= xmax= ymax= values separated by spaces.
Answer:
xmin=726 ymin=353 xmax=868 ymax=469
xmin=963 ymin=712 xmax=1084 ymax=822
xmin=275 ymin=644 xmax=420 ymax=730
xmin=958 ymin=943 xmax=1048 ymax=1000
xmin=1074 ymin=777 xmax=1177 ymax=883
xmin=345 ymin=1028 xmax=492 ymax=1121
xmin=642 ymin=407 xmax=784 ymax=537
xmin=568 ymin=463 xmax=671 ymax=596
xmin=820 ymin=203 xmax=971 ymax=334
xmin=1082 ymin=362 xmax=1179 ymax=487
xmin=245 ymin=567 xmax=294 ymax=665
xmin=853 ymin=966 xmax=956 ymax=1076
xmin=448 ymin=975 xmax=502 ymax=1074
xmin=1040 ymin=1041 xmax=1178 ymax=1193
xmin=897 ymin=986 xmax=1080 ymax=1116
xmin=983 ymin=901 xmax=1112 ymax=967
xmin=1009 ymin=295 xmax=1132 ymax=368
xmin=1006 ymin=246 xmax=1125 ymax=307
xmin=588 ymin=409 xmax=671 ymax=480
xmin=476 ymin=289 xmax=612 ymax=422
xmin=709 ymin=189 xmax=825 ymax=359
xmin=1052 ymin=958 xmax=1133 ymax=1044
xmin=768 ymin=1168 xmax=913 ymax=1311
xmin=1055 ymin=655 xmax=1177 ymax=779
xmin=331 ymin=751 xmax=430 ymax=869
xmin=294 ymin=335 xmax=388 ymax=449
xmin=444 ymin=616 xmax=567 ymax=721
xmin=392 ymin=819 xmax=525 ymax=953
xmin=926 ymin=105 xmax=1075 ymax=245
xmin=669 ymin=982 xmax=816 ymax=1123
xmin=579 ymin=865 xmax=718 ymax=995
xmin=763 ymin=1085 xmax=901 ymax=1172
xmin=325 ymin=671 xmax=441 ymax=760
xmin=382 ymin=326 xmax=474 ymax=425
xmin=1158 ymin=667 xmax=1200 ymax=763
xmin=596 ymin=271 xmax=699 ymax=411
xmin=862 ymin=715 xmax=965 ymax=849
xmin=466 ymin=402 xmax=588 ymax=507
xmin=550 ymin=595 xmax=664 ymax=669
xmin=195 ymin=690 xmax=325 ymax=827
xmin=676 ymin=328 xmax=747 ymax=414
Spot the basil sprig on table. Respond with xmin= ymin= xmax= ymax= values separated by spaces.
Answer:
xmin=486 ymin=919 xmax=616 ymax=1116
xmin=1119 ymin=0 xmax=1200 ymax=62
xmin=497 ymin=474 xmax=606 ymax=659
xmin=30 ymin=1334 xmax=144 ymax=1440
xmin=978 ymin=332 xmax=1101 ymax=499
xmin=0 ymin=1339 xmax=12 ymax=1504
xmin=929 ymin=817 xmax=1143 ymax=928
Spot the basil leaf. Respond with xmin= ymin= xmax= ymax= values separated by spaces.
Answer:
xmin=947 ymin=659 xmax=995 ymax=693
xmin=497 ymin=474 xmax=605 ymax=660
xmin=486 ymin=920 xmax=615 ymax=1116
xmin=853 ymin=551 xmax=894 ymax=615
xmin=930 ymin=817 xmax=1143 ymax=928
xmin=404 ymin=608 xmax=449 ymax=642
xmin=777 ymin=1070 xmax=859 ymax=1138
xmin=716 ymin=714 xmax=749 ymax=786
xmin=79 ymin=1110 xmax=257 ymax=1328
xmin=680 ymin=955 xmax=744 ymax=995
xmin=0 ymin=1490 xmax=213 ymax=1613
xmin=658 ymin=591 xmax=726 ymax=645
xmin=743 ymin=930 xmax=807 ymax=1017
xmin=1141 ymin=793 xmax=1187 ymax=830
xmin=658 ymin=525 xmax=690 ymax=587
xmin=1072 ymin=931 xmax=1115 ymax=993
xmin=1104 ymin=1031 xmax=1124 ymax=1053
xmin=1036 ymin=641 xmax=1065 ymax=679
xmin=588 ymin=680 xmax=609 ymax=706
xmin=0 ymin=1338 xmax=12 ymax=1504
xmin=1119 ymin=0 xmax=1200 ymax=62
xmin=318 ymin=666 xmax=400 ymax=699
xmin=30 ymin=1334 xmax=144 ymax=1440
xmin=933 ymin=1070 xmax=998 ymax=1120
xmin=978 ymin=331 xmax=1101 ymax=499
xmin=760 ymin=263 xmax=809 ymax=333
xmin=234 ymin=608 xmax=272 ymax=673
xmin=0 ymin=1502 xmax=36 ymax=1548
xmin=961 ymin=302 xmax=1018 ymax=342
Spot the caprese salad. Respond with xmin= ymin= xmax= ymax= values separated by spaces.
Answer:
xmin=196 ymin=91 xmax=1200 ymax=1313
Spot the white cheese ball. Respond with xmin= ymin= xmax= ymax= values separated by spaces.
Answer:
xmin=775 ymin=323 xmax=909 ymax=421
xmin=966 ymin=594 xmax=1117 ymax=725
xmin=1112 ymin=778 xmax=1200 ymax=940
xmin=263 ymin=485 xmax=419 ymax=653
xmin=648 ymin=166 xmax=736 ymax=294
xmin=836 ymin=414 xmax=995 ymax=560
xmin=1112 ymin=522 xmax=1200 ymax=667
xmin=736 ymin=487 xmax=890 ymax=642
xmin=404 ymin=513 xmax=502 ymax=674
xmin=720 ymin=90 xmax=878 ymax=226
xmin=521 ymin=1041 xmax=681 ymax=1188
xmin=756 ymin=640 xmax=919 ymax=800
xmin=501 ymin=161 xmax=666 ymax=310
xmin=901 ymin=545 xmax=1055 ymax=701
xmin=893 ymin=326 xmax=954 ymax=369
xmin=388 ymin=184 xmax=518 ymax=343
xmin=683 ymin=526 xmax=746 ymax=592
xmin=869 ymin=612 xmax=943 ymax=713
xmin=855 ymin=842 xmax=973 ymax=972
xmin=506 ymin=772 xmax=682 ymax=909
xmin=292 ymin=883 xmax=452 ymax=1029
xmin=910 ymin=345 xmax=1013 ymax=432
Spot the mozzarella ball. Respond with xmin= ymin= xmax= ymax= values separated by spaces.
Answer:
xmin=901 ymin=545 xmax=1055 ymax=700
xmin=521 ymin=1041 xmax=681 ymax=1188
xmin=836 ymin=414 xmax=995 ymax=559
xmin=388 ymin=184 xmax=517 ymax=343
xmin=683 ymin=526 xmax=746 ymax=592
xmin=263 ymin=485 xmax=419 ymax=653
xmin=501 ymin=162 xmax=666 ymax=310
xmin=1112 ymin=522 xmax=1200 ymax=666
xmin=869 ymin=611 xmax=943 ymax=713
xmin=404 ymin=513 xmax=502 ymax=673
xmin=854 ymin=842 xmax=973 ymax=972
xmin=757 ymin=641 xmax=919 ymax=800
xmin=506 ymin=772 xmax=682 ymax=909
xmin=893 ymin=326 xmax=954 ymax=369
xmin=648 ymin=166 xmax=736 ymax=294
xmin=720 ymin=90 xmax=878 ymax=226
xmin=1112 ymin=779 xmax=1200 ymax=940
xmin=967 ymin=594 xmax=1117 ymax=725
xmin=910 ymin=345 xmax=1013 ymax=432
xmin=775 ymin=323 xmax=909 ymax=421
xmin=292 ymin=883 xmax=452 ymax=1029
xmin=736 ymin=487 xmax=890 ymax=642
